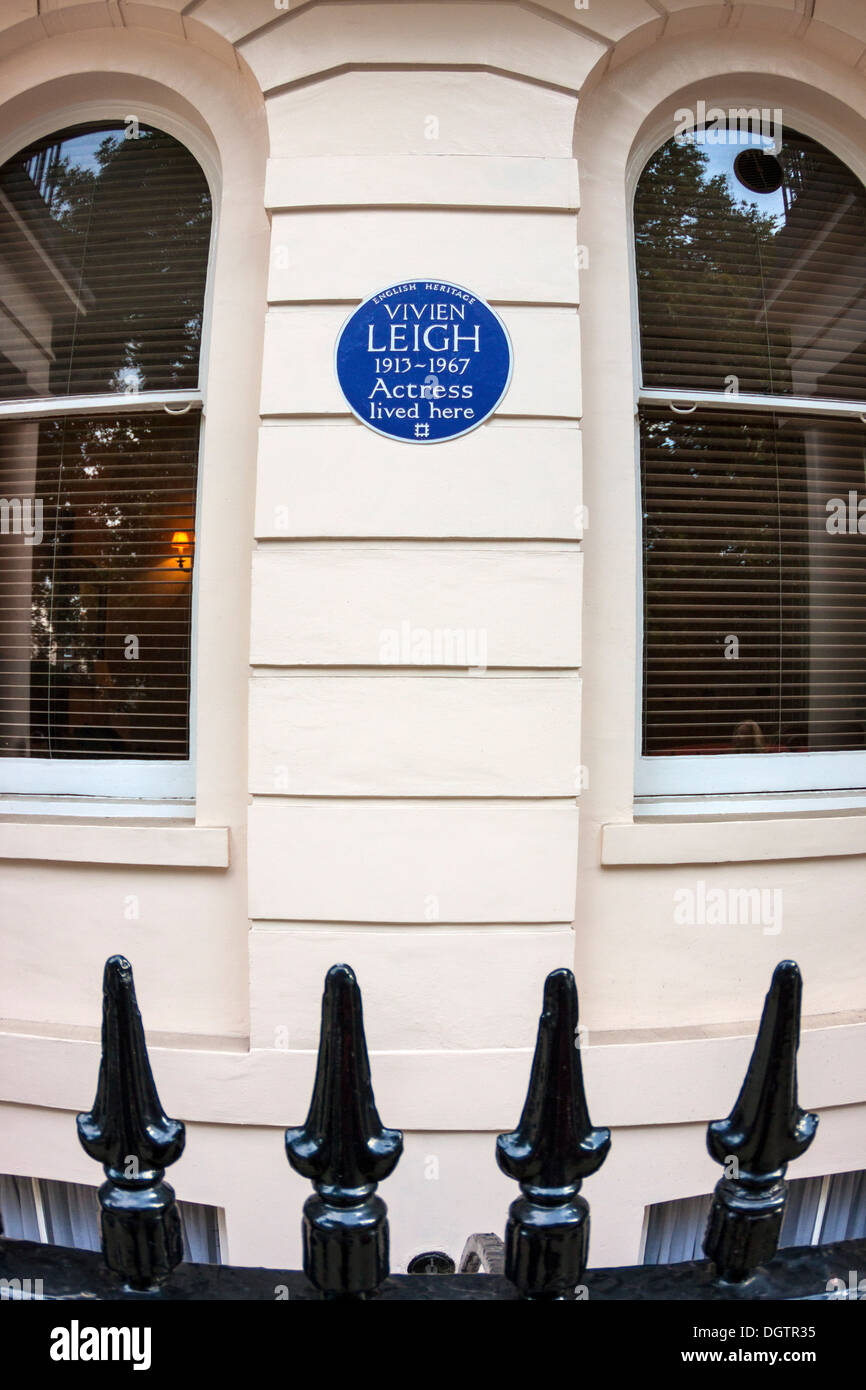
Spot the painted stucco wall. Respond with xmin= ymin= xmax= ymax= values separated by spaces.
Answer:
xmin=0 ymin=0 xmax=863 ymax=1271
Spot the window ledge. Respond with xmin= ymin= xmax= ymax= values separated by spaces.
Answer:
xmin=601 ymin=813 xmax=866 ymax=866
xmin=0 ymin=818 xmax=229 ymax=868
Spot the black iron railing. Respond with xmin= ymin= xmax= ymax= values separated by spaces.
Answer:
xmin=1 ymin=955 xmax=863 ymax=1300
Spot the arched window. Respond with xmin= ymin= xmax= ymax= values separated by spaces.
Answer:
xmin=0 ymin=120 xmax=211 ymax=797
xmin=634 ymin=120 xmax=866 ymax=797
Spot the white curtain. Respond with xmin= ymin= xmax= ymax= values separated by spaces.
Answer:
xmin=178 ymin=1200 xmax=221 ymax=1264
xmin=643 ymin=1193 xmax=711 ymax=1264
xmin=0 ymin=1173 xmax=221 ymax=1264
xmin=822 ymin=1169 xmax=866 ymax=1242
xmin=780 ymin=1174 xmax=824 ymax=1247
xmin=0 ymin=1174 xmax=39 ymax=1240
xmin=40 ymin=1178 xmax=101 ymax=1251
xmin=643 ymin=1169 xmax=866 ymax=1265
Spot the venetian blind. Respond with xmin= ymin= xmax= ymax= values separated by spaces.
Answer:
xmin=0 ymin=412 xmax=201 ymax=760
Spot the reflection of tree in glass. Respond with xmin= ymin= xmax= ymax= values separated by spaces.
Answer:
xmin=30 ymin=126 xmax=211 ymax=396
xmin=28 ymin=413 xmax=199 ymax=758
xmin=635 ymin=139 xmax=788 ymax=394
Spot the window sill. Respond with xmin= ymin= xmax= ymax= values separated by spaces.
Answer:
xmin=0 ymin=818 xmax=230 ymax=868
xmin=601 ymin=812 xmax=866 ymax=866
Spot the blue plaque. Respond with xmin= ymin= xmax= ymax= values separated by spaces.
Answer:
xmin=335 ymin=279 xmax=513 ymax=443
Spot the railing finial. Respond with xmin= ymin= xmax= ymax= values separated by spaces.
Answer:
xmin=77 ymin=955 xmax=185 ymax=1292
xmin=497 ymin=968 xmax=610 ymax=1299
xmin=704 ymin=959 xmax=819 ymax=1283
xmin=285 ymin=963 xmax=403 ymax=1298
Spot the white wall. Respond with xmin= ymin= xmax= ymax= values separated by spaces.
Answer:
xmin=245 ymin=1 xmax=585 ymax=1063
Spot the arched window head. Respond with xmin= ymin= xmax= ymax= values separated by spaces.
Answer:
xmin=636 ymin=124 xmax=866 ymax=400
xmin=0 ymin=121 xmax=211 ymax=399
xmin=634 ymin=121 xmax=866 ymax=797
xmin=0 ymin=121 xmax=212 ymax=795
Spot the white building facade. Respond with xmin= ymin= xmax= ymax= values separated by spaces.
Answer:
xmin=0 ymin=0 xmax=864 ymax=1271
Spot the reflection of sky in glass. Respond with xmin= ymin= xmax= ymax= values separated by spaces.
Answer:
xmin=24 ymin=127 xmax=124 ymax=191
xmin=55 ymin=128 xmax=120 ymax=176
xmin=693 ymin=128 xmax=786 ymax=227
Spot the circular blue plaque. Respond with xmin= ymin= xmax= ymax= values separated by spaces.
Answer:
xmin=335 ymin=279 xmax=513 ymax=443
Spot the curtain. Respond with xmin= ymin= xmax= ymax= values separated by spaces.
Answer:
xmin=643 ymin=1169 xmax=866 ymax=1264
xmin=0 ymin=1172 xmax=221 ymax=1264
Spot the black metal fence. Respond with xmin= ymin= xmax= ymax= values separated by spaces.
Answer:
xmin=1 ymin=955 xmax=863 ymax=1300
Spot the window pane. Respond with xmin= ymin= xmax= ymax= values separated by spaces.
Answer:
xmin=0 ymin=122 xmax=211 ymax=399
xmin=635 ymin=126 xmax=866 ymax=400
xmin=642 ymin=1170 xmax=866 ymax=1263
xmin=0 ymin=411 xmax=199 ymax=761
xmin=0 ymin=1173 xmax=223 ymax=1264
xmin=641 ymin=407 xmax=866 ymax=757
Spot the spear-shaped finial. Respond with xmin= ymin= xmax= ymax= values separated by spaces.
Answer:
xmin=704 ymin=960 xmax=818 ymax=1283
xmin=77 ymin=956 xmax=185 ymax=1292
xmin=496 ymin=968 xmax=610 ymax=1299
xmin=286 ymin=964 xmax=403 ymax=1298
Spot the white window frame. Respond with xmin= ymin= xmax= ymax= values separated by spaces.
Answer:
xmin=0 ymin=109 xmax=218 ymax=804
xmin=633 ymin=127 xmax=866 ymax=800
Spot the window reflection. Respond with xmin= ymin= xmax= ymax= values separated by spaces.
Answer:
xmin=0 ymin=123 xmax=210 ymax=400
xmin=635 ymin=128 xmax=866 ymax=400
xmin=0 ymin=413 xmax=199 ymax=760
xmin=641 ymin=408 xmax=866 ymax=756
